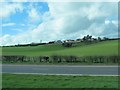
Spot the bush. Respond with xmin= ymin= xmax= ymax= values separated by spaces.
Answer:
xmin=1 ymin=55 xmax=119 ymax=64
xmin=51 ymin=55 xmax=61 ymax=63
xmin=2 ymin=55 xmax=25 ymax=62
xmin=62 ymin=43 xmax=72 ymax=47
xmin=63 ymin=56 xmax=77 ymax=62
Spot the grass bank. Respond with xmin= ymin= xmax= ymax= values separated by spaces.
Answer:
xmin=2 ymin=40 xmax=118 ymax=56
xmin=2 ymin=74 xmax=119 ymax=88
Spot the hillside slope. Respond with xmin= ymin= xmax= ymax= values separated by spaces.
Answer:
xmin=2 ymin=40 xmax=118 ymax=56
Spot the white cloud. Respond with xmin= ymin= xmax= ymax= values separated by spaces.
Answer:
xmin=27 ymin=4 xmax=41 ymax=23
xmin=26 ymin=2 xmax=42 ymax=24
xmin=105 ymin=20 xmax=118 ymax=27
xmin=111 ymin=20 xmax=118 ymax=27
xmin=12 ymin=28 xmax=24 ymax=32
xmin=105 ymin=20 xmax=110 ymax=25
xmin=0 ymin=2 xmax=23 ymax=18
xmin=0 ymin=0 xmax=6 ymax=2
xmin=21 ymin=23 xmax=25 ymax=26
xmin=47 ymin=2 xmax=118 ymax=36
xmin=1 ymin=2 xmax=118 ymax=46
xmin=0 ymin=34 xmax=14 ymax=46
xmin=0 ymin=0 xmax=29 ymax=2
xmin=1 ymin=23 xmax=16 ymax=27
xmin=0 ymin=0 xmax=119 ymax=3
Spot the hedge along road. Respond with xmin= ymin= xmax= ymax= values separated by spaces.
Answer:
xmin=2 ymin=64 xmax=119 ymax=76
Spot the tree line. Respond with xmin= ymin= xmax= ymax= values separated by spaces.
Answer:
xmin=3 ymin=35 xmax=114 ymax=47
xmin=62 ymin=35 xmax=110 ymax=47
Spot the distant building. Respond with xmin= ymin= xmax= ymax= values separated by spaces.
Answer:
xmin=55 ymin=40 xmax=63 ymax=44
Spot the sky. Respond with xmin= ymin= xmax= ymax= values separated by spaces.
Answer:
xmin=0 ymin=0 xmax=118 ymax=46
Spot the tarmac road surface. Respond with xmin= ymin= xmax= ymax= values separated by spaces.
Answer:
xmin=1 ymin=64 xmax=119 ymax=76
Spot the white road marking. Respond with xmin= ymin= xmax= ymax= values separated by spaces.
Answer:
xmin=2 ymin=72 xmax=120 ymax=76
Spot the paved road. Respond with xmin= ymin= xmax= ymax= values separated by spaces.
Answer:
xmin=1 ymin=64 xmax=119 ymax=76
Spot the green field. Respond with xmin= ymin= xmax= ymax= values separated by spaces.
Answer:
xmin=2 ymin=40 xmax=119 ymax=89
xmin=2 ymin=40 xmax=118 ymax=56
xmin=2 ymin=74 xmax=119 ymax=88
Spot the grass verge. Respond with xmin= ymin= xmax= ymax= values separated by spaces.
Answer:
xmin=2 ymin=74 xmax=119 ymax=88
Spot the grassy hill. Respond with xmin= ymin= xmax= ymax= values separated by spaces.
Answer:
xmin=2 ymin=40 xmax=118 ymax=56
